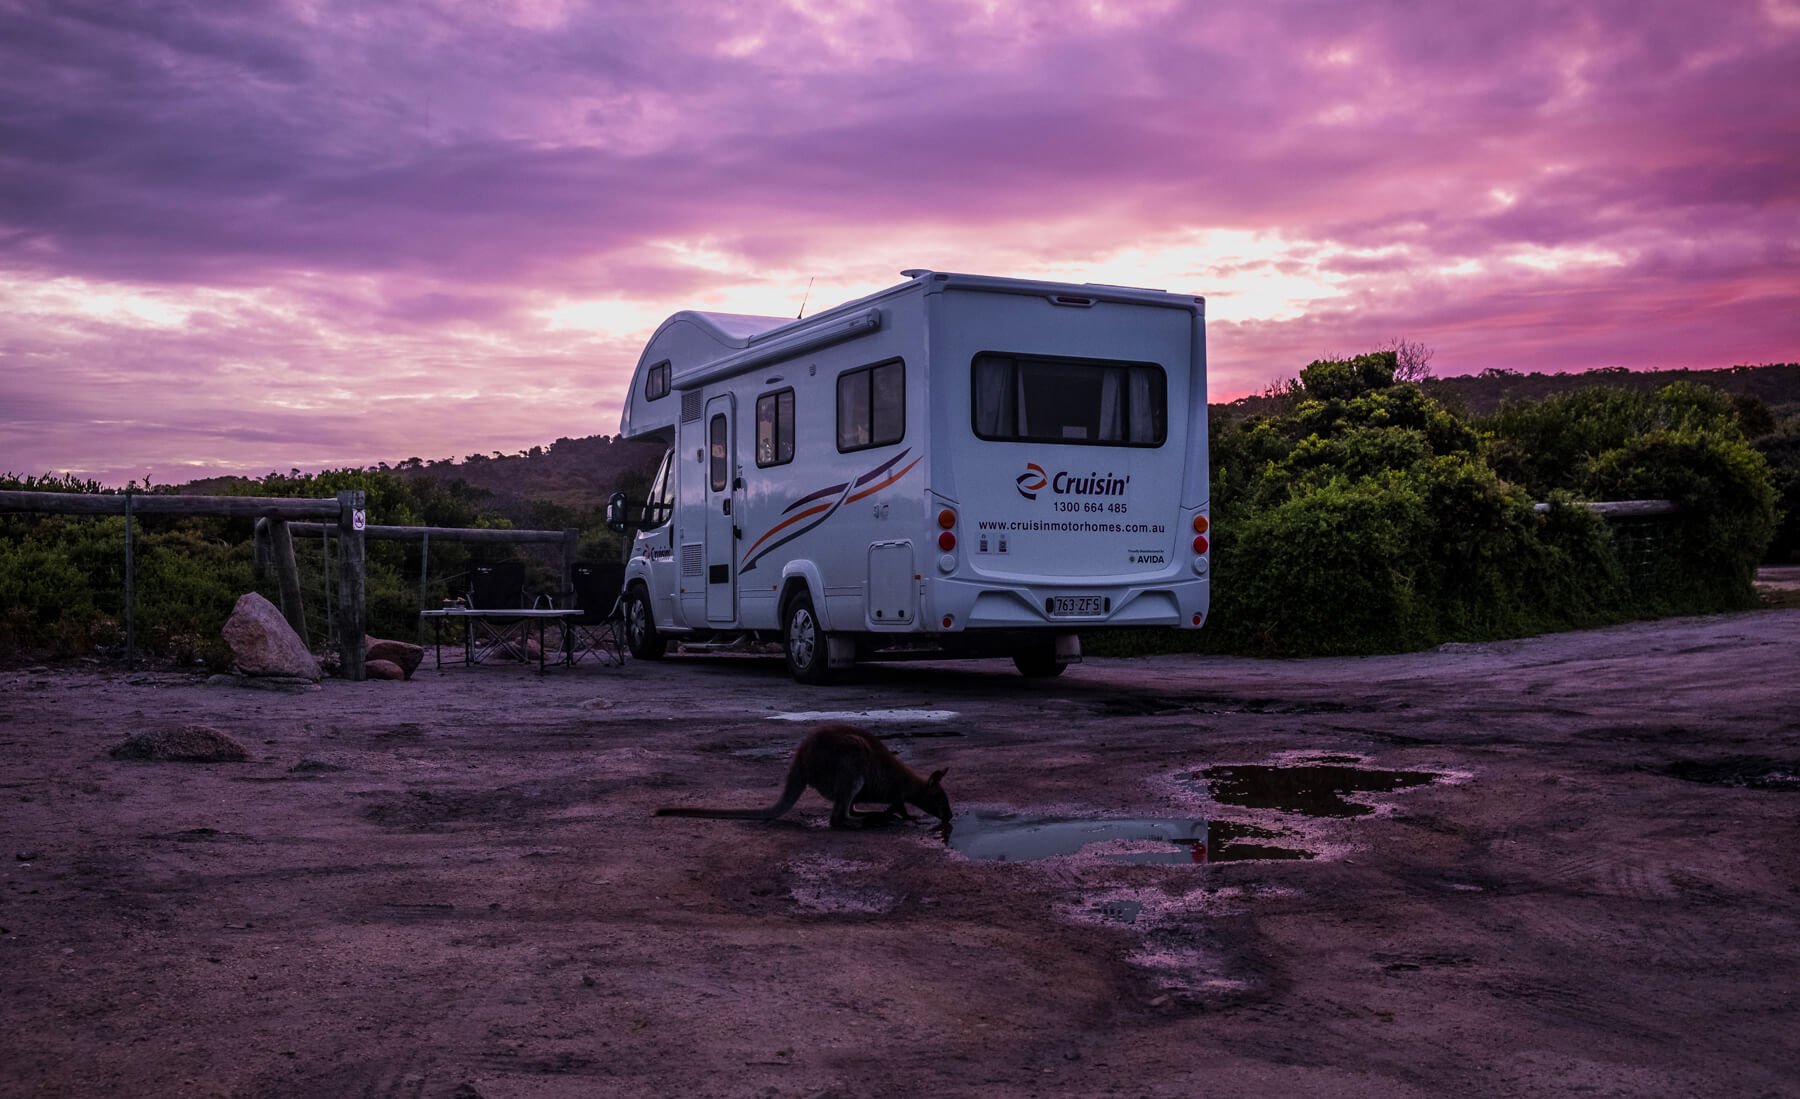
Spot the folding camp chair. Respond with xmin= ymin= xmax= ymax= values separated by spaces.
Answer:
xmin=465 ymin=561 xmax=536 ymax=664
xmin=566 ymin=562 xmax=626 ymax=666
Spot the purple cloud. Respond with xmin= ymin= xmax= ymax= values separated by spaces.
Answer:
xmin=1 ymin=0 xmax=1795 ymax=485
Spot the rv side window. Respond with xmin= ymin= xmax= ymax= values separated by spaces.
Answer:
xmin=971 ymin=352 xmax=1166 ymax=446
xmin=837 ymin=359 xmax=905 ymax=452
xmin=644 ymin=360 xmax=671 ymax=401
xmin=756 ymin=388 xmax=795 ymax=467
xmin=708 ymin=414 xmax=729 ymax=492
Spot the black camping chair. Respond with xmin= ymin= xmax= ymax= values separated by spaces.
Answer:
xmin=464 ymin=560 xmax=538 ymax=664
xmin=468 ymin=561 xmax=527 ymax=611
xmin=566 ymin=562 xmax=626 ymax=666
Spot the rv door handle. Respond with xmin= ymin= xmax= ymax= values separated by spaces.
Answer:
xmin=722 ymin=499 xmax=731 ymax=515
xmin=733 ymin=526 xmax=742 ymax=540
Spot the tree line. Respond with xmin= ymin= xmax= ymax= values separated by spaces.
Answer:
xmin=2 ymin=359 xmax=1794 ymax=665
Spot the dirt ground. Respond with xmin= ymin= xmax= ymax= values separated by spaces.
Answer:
xmin=3 ymin=609 xmax=1798 ymax=1099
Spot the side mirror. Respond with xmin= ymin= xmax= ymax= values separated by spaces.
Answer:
xmin=605 ymin=491 xmax=630 ymax=533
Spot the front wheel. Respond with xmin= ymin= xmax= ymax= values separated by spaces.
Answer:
xmin=784 ymin=591 xmax=834 ymax=684
xmin=623 ymin=586 xmax=667 ymax=660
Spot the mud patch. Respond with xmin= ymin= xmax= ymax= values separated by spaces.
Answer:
xmin=1659 ymin=757 xmax=1800 ymax=792
xmin=948 ymin=813 xmax=1313 ymax=864
xmin=361 ymin=778 xmax=624 ymax=828
xmin=784 ymin=855 xmax=901 ymax=915
xmin=770 ymin=708 xmax=959 ymax=723
xmin=1198 ymin=760 xmax=1440 ymax=817
xmin=1093 ymin=694 xmax=1373 ymax=717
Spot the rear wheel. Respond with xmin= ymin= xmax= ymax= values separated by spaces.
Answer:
xmin=784 ymin=591 xmax=834 ymax=684
xmin=1013 ymin=646 xmax=1068 ymax=678
xmin=623 ymin=586 xmax=666 ymax=660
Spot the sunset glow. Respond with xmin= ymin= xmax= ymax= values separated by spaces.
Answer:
xmin=1 ymin=0 xmax=1795 ymax=485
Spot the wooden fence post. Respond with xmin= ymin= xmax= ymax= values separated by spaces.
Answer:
xmin=416 ymin=530 xmax=431 ymax=645
xmin=123 ymin=490 xmax=135 ymax=667
xmin=336 ymin=490 xmax=366 ymax=681
xmin=270 ymin=519 xmax=307 ymax=642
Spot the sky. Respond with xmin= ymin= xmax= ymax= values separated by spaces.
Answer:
xmin=2 ymin=0 xmax=1797 ymax=487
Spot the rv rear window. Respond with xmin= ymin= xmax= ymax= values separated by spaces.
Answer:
xmin=645 ymin=360 xmax=671 ymax=401
xmin=837 ymin=359 xmax=904 ymax=452
xmin=756 ymin=389 xmax=795 ymax=467
xmin=971 ymin=352 xmax=1166 ymax=446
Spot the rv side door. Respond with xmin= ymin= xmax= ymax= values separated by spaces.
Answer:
xmin=703 ymin=395 xmax=739 ymax=624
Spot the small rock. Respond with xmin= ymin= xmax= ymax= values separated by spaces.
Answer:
xmin=365 ymin=659 xmax=406 ymax=681
xmin=16 ymin=851 xmax=40 ymax=861
xmin=364 ymin=637 xmax=423 ymax=679
xmin=109 ymin=725 xmax=248 ymax=763
xmin=288 ymin=759 xmax=346 ymax=773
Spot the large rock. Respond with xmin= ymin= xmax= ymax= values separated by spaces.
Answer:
xmin=222 ymin=592 xmax=321 ymax=681
xmin=364 ymin=637 xmax=423 ymax=679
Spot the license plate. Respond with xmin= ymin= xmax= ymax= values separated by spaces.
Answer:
xmin=1049 ymin=595 xmax=1104 ymax=617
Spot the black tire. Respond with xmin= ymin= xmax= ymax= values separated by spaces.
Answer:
xmin=783 ymin=591 xmax=835 ymax=684
xmin=623 ymin=585 xmax=667 ymax=660
xmin=1013 ymin=647 xmax=1068 ymax=678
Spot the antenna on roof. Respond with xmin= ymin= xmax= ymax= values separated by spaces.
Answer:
xmin=797 ymin=276 xmax=815 ymax=319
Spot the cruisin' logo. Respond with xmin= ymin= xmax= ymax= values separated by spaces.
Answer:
xmin=1016 ymin=460 xmax=1131 ymax=501
xmin=1015 ymin=462 xmax=1048 ymax=499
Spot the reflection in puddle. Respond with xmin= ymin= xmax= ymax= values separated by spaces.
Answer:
xmin=1199 ymin=763 xmax=1438 ymax=817
xmin=948 ymin=812 xmax=1313 ymax=864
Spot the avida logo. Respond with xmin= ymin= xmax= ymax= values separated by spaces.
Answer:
xmin=1015 ymin=462 xmax=1048 ymax=500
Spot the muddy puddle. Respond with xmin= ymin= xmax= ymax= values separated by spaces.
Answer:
xmin=951 ymin=759 xmax=1445 ymax=866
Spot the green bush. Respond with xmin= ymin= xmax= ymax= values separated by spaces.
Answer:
xmin=1095 ymin=365 xmax=1780 ymax=659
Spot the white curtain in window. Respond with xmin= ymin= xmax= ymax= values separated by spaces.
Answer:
xmin=1129 ymin=367 xmax=1156 ymax=443
xmin=975 ymin=358 xmax=1012 ymax=436
xmin=1098 ymin=369 xmax=1124 ymax=441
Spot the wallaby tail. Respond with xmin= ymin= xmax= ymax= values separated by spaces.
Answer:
xmin=654 ymin=755 xmax=810 ymax=822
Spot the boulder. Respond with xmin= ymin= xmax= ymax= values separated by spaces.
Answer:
xmin=364 ymin=637 xmax=423 ymax=679
xmin=222 ymin=593 xmax=321 ymax=681
xmin=366 ymin=659 xmax=406 ymax=681
xmin=110 ymin=725 xmax=248 ymax=763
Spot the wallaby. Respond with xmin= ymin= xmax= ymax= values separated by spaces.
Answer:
xmin=655 ymin=723 xmax=951 ymax=830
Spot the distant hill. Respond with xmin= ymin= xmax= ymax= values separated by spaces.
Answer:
xmin=1216 ymin=362 xmax=1800 ymax=422
xmin=395 ymin=434 xmax=667 ymax=515
xmin=176 ymin=364 xmax=1797 ymax=513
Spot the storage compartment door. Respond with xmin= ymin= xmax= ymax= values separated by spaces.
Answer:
xmin=867 ymin=541 xmax=916 ymax=628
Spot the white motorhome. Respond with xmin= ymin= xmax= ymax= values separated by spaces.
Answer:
xmin=607 ymin=269 xmax=1210 ymax=682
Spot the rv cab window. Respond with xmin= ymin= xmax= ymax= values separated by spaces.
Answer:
xmin=642 ymin=448 xmax=674 ymax=528
xmin=972 ymin=352 xmax=1166 ymax=446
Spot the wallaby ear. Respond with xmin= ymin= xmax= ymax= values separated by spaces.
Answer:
xmin=928 ymin=768 xmax=948 ymax=786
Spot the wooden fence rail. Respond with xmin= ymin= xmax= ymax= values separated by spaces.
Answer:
xmin=1 ymin=489 xmax=367 ymax=679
